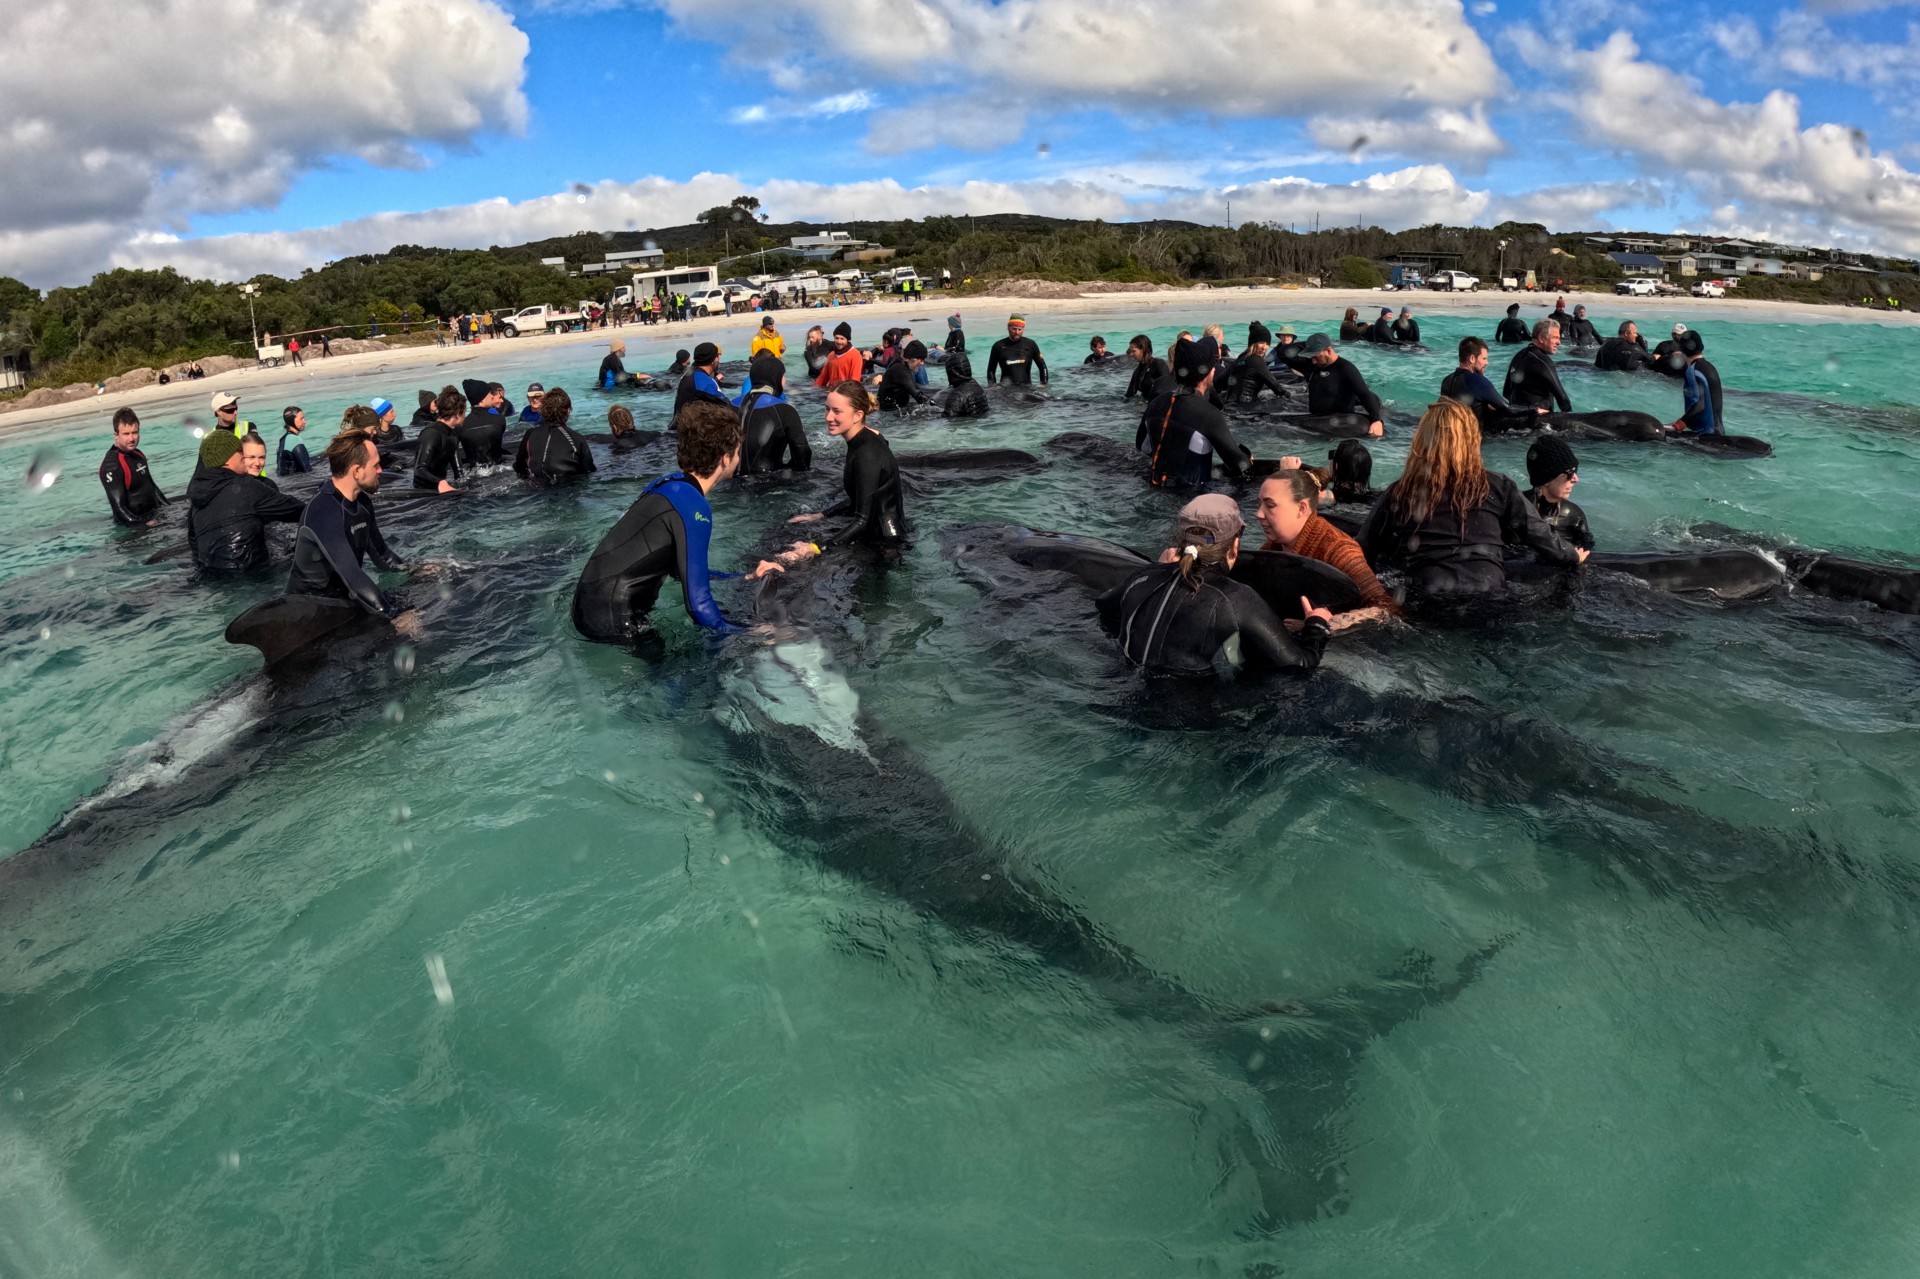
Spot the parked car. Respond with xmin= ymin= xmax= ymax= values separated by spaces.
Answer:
xmin=499 ymin=304 xmax=586 ymax=337
xmin=1428 ymin=269 xmax=1479 ymax=292
xmin=1615 ymin=277 xmax=1661 ymax=297
xmin=1691 ymin=280 xmax=1727 ymax=298
xmin=688 ymin=288 xmax=732 ymax=317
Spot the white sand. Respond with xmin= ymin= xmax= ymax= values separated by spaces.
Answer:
xmin=4 ymin=284 xmax=1911 ymax=437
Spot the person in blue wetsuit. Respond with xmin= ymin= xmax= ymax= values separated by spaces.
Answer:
xmin=572 ymin=402 xmax=785 ymax=646
xmin=672 ymin=342 xmax=731 ymax=425
xmin=286 ymin=429 xmax=411 ymax=621
xmin=1668 ymin=331 xmax=1720 ymax=435
xmin=1439 ymin=336 xmax=1544 ymax=431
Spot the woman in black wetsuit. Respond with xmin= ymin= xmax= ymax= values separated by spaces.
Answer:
xmin=1338 ymin=307 xmax=1365 ymax=341
xmin=1097 ymin=494 xmax=1333 ymax=677
xmin=1123 ymin=334 xmax=1173 ymax=402
xmin=1358 ymin=399 xmax=1587 ymax=599
xmin=782 ymin=381 xmax=906 ymax=556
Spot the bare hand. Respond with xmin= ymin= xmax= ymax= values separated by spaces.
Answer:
xmin=1279 ymin=455 xmax=1305 ymax=470
xmin=1301 ymin=596 xmax=1335 ymax=624
xmin=747 ymin=559 xmax=786 ymax=580
xmin=788 ymin=512 xmax=824 ymax=524
xmin=1367 ymin=421 xmax=1384 ymax=438
xmin=1575 ymin=547 xmax=1591 ymax=564
xmin=392 ymin=610 xmax=423 ymax=639
xmin=1157 ymin=547 xmax=1180 ymax=564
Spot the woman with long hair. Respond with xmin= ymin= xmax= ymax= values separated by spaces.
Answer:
xmin=1338 ymin=306 xmax=1365 ymax=341
xmin=1357 ymin=399 xmax=1586 ymax=598
xmin=514 ymin=387 xmax=597 ymax=483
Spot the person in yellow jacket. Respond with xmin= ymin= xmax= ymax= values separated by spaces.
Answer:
xmin=749 ymin=315 xmax=785 ymax=359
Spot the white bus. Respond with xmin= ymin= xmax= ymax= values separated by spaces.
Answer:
xmin=620 ymin=265 xmax=719 ymax=306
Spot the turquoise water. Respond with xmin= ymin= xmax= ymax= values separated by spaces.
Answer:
xmin=5 ymin=303 xmax=1920 ymax=1277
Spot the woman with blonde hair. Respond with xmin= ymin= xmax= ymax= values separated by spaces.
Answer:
xmin=1357 ymin=399 xmax=1587 ymax=599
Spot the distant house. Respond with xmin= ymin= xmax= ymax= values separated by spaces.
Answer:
xmin=1664 ymin=237 xmax=1694 ymax=251
xmin=1609 ymin=251 xmax=1665 ymax=273
xmin=540 ymin=256 xmax=567 ymax=274
xmin=0 ymin=323 xmax=30 ymax=391
xmin=789 ymin=230 xmax=873 ymax=261
xmin=1691 ymin=252 xmax=1741 ymax=276
xmin=1783 ymin=262 xmax=1825 ymax=282
xmin=606 ymin=248 xmax=665 ymax=268
xmin=1612 ymin=237 xmax=1666 ymax=253
xmin=1735 ymin=256 xmax=1786 ymax=276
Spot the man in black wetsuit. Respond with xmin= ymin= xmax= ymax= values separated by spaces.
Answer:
xmin=1366 ymin=307 xmax=1399 ymax=343
xmin=1223 ymin=321 xmax=1293 ymax=407
xmin=673 ymin=342 xmax=731 ymax=421
xmin=783 ymin=382 xmax=907 ymax=555
xmin=1441 ymin=336 xmax=1541 ymax=430
xmin=288 ymin=429 xmax=416 ymax=630
xmin=1562 ymin=305 xmax=1600 ymax=347
xmin=99 ymin=408 xmax=167 ymax=525
xmin=1516 ymin=435 xmax=1593 ymax=551
xmin=1095 ymin=493 xmax=1332 ymax=676
xmin=1392 ymin=306 xmax=1421 ymax=344
xmin=1548 ymin=297 xmax=1573 ymax=332
xmin=1137 ymin=336 xmax=1253 ymax=489
xmin=599 ymin=340 xmax=630 ymax=390
xmin=1595 ymin=321 xmax=1653 ymax=372
xmin=878 ymin=340 xmax=931 ymax=410
xmin=572 ymin=403 xmax=786 ymax=648
xmin=736 ymin=355 xmax=812 ymax=473
xmin=1650 ymin=323 xmax=1689 ymax=377
xmin=1084 ymin=336 xmax=1118 ymax=365
xmin=412 ymin=387 xmax=463 ymax=492
xmin=1495 ymin=303 xmax=1530 ymax=344
xmin=456 ymin=379 xmax=508 ymax=464
xmin=1502 ymin=319 xmax=1572 ymax=412
xmin=185 ymin=429 xmax=304 ymax=572
xmin=1281 ymin=334 xmax=1386 ymax=436
xmin=986 ymin=314 xmax=1048 ymax=388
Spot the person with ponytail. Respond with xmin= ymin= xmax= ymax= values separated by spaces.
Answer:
xmin=1096 ymin=494 xmax=1333 ymax=677
xmin=1357 ymin=399 xmax=1587 ymax=599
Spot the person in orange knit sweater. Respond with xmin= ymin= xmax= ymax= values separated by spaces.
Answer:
xmin=1255 ymin=468 xmax=1400 ymax=628
xmin=813 ymin=321 xmax=864 ymax=387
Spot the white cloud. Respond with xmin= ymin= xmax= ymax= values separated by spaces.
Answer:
xmin=1307 ymin=106 xmax=1505 ymax=165
xmin=730 ymin=90 xmax=877 ymax=125
xmin=0 ymin=0 xmax=527 ymax=240
xmin=1714 ymin=11 xmax=1920 ymax=92
xmin=651 ymin=0 xmax=1499 ymax=124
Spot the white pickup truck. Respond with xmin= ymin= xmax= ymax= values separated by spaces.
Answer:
xmin=1615 ymin=277 xmax=1661 ymax=297
xmin=500 ymin=304 xmax=591 ymax=336
xmin=1428 ymin=269 xmax=1479 ymax=292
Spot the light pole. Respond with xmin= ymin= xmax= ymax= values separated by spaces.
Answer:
xmin=1497 ymin=239 xmax=1510 ymax=284
xmin=240 ymin=282 xmax=260 ymax=356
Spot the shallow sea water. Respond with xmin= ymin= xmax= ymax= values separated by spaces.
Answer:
xmin=4 ymin=300 xmax=1920 ymax=1277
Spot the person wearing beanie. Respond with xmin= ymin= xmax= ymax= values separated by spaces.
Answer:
xmin=1366 ymin=307 xmax=1400 ymax=345
xmin=814 ymin=321 xmax=864 ymax=388
xmin=409 ymin=389 xmax=439 ymax=430
xmin=673 ymin=342 xmax=731 ymax=423
xmin=99 ymin=408 xmax=168 ymax=525
xmin=600 ymin=341 xmax=631 ymax=390
xmin=413 ymin=386 xmax=464 ymax=492
xmin=1223 ymin=323 xmax=1291 ymax=407
xmin=455 ymin=381 xmax=508 ymax=466
xmin=1095 ymin=492 xmax=1333 ymax=676
xmin=278 ymin=406 xmax=314 ymax=476
xmin=750 ymin=316 xmax=785 ymax=360
xmin=1441 ymin=335 xmax=1542 ymax=431
xmin=185 ymin=425 xmax=303 ymax=573
xmin=877 ymin=339 xmax=931 ymax=411
xmin=1668 ymin=330 xmax=1723 ymax=436
xmin=1495 ymin=302 xmax=1530 ymax=345
xmin=1277 ymin=334 xmax=1386 ymax=436
xmin=941 ymin=332 xmax=989 ymax=418
xmin=1518 ymin=435 xmax=1593 ymax=550
xmin=986 ymin=314 xmax=1048 ymax=388
xmin=1392 ymin=306 xmax=1421 ymax=345
xmin=736 ymin=355 xmax=812 ymax=475
xmin=1138 ymin=336 xmax=1254 ymax=489
xmin=368 ymin=397 xmax=403 ymax=446
xmin=666 ymin=348 xmax=691 ymax=377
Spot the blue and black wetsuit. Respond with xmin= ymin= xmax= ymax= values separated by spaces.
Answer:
xmin=571 ymin=473 xmax=741 ymax=643
xmin=277 ymin=431 xmax=313 ymax=476
xmin=737 ymin=392 xmax=812 ymax=473
xmin=1439 ymin=366 xmax=1531 ymax=430
xmin=672 ymin=368 xmax=730 ymax=420
xmin=1679 ymin=362 xmax=1719 ymax=435
xmin=286 ymin=483 xmax=405 ymax=616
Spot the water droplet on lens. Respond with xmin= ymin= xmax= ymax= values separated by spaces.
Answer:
xmin=603 ymin=769 xmax=617 ymax=783
xmin=38 ymin=626 xmax=51 ymax=641
xmin=719 ymin=853 xmax=731 ymax=865
xmin=400 ymin=838 xmax=413 ymax=853
xmin=62 ymin=565 xmax=74 ymax=579
xmin=382 ymin=701 xmax=405 ymax=724
xmin=424 ymin=953 xmax=453 ymax=1005
xmin=392 ymin=803 xmax=411 ymax=824
xmin=220 ymin=1150 xmax=241 ymax=1170
xmin=1824 ymin=353 xmax=1840 ymax=373
xmin=24 ymin=449 xmax=60 ymax=491
xmin=391 ymin=644 xmax=415 ymax=676
xmin=692 ymin=791 xmax=704 ymax=804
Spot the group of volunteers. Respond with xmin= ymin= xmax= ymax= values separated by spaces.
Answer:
xmin=92 ymin=298 xmax=1733 ymax=683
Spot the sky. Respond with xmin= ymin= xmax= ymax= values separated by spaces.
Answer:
xmin=2 ymin=0 xmax=1918 ymax=288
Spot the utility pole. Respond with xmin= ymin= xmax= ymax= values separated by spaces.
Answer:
xmin=1226 ymin=198 xmax=1232 ymax=228
xmin=240 ymin=282 xmax=260 ymax=356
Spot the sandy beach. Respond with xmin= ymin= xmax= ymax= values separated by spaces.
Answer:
xmin=4 ymin=283 xmax=1911 ymax=438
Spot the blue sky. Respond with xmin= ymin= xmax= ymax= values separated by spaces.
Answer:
xmin=2 ymin=0 xmax=1914 ymax=284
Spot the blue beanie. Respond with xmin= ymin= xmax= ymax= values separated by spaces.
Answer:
xmin=371 ymin=397 xmax=393 ymax=417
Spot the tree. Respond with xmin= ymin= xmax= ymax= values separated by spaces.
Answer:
xmin=1328 ymin=255 xmax=1385 ymax=288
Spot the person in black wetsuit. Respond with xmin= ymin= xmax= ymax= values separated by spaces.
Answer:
xmin=941 ymin=331 xmax=989 ymax=419
xmin=1495 ymin=303 xmax=1530 ymax=344
xmin=878 ymin=340 xmax=931 ymax=410
xmin=1366 ymin=307 xmax=1399 ymax=344
xmin=1441 ymin=336 xmax=1542 ymax=430
xmin=1084 ymin=336 xmax=1119 ymax=365
xmin=1338 ymin=307 xmax=1365 ymax=341
xmin=1223 ymin=321 xmax=1293 ymax=407
xmin=1595 ymin=321 xmax=1653 ymax=372
xmin=369 ymin=398 xmax=404 ymax=446
xmin=278 ymin=406 xmax=314 ymax=476
xmin=1124 ymin=335 xmax=1173 ymax=402
xmin=605 ymin=405 xmax=649 ymax=454
xmin=412 ymin=386 xmax=463 ymax=492
xmin=1650 ymin=324 xmax=1688 ymax=377
xmin=673 ymin=342 xmax=730 ymax=423
xmin=1516 ymin=435 xmax=1593 ymax=551
xmin=572 ymin=403 xmax=787 ymax=648
xmin=514 ymin=387 xmax=598 ymax=484
xmin=288 ymin=429 xmax=415 ymax=627
xmin=1096 ymin=493 xmax=1333 ymax=676
xmin=665 ymin=349 xmax=691 ymax=377
xmin=783 ymin=381 xmax=907 ymax=556
xmin=1358 ymin=399 xmax=1586 ymax=598
xmin=1281 ymin=334 xmax=1386 ymax=435
xmin=455 ymin=379 xmax=508 ymax=465
xmin=99 ymin=408 xmax=167 ymax=525
xmin=736 ymin=355 xmax=813 ymax=473
xmin=599 ymin=340 xmax=630 ymax=390
xmin=1561 ymin=305 xmax=1600 ymax=347
xmin=986 ymin=314 xmax=1048 ymax=388
xmin=1547 ymin=297 xmax=1573 ymax=333
xmin=1392 ymin=306 xmax=1421 ymax=344
xmin=408 ymin=390 xmax=438 ymax=432
xmin=185 ymin=429 xmax=304 ymax=572
xmin=1502 ymin=319 xmax=1572 ymax=412
xmin=1137 ymin=336 xmax=1253 ymax=489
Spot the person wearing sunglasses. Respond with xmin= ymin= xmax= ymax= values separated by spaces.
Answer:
xmin=1517 ymin=435 xmax=1593 ymax=551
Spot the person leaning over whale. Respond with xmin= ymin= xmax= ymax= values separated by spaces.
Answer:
xmin=186 ymin=429 xmax=304 ymax=573
xmin=941 ymin=331 xmax=990 ymax=419
xmin=1137 ymin=336 xmax=1253 ymax=490
xmin=1595 ymin=321 xmax=1653 ymax=372
xmin=288 ymin=428 xmax=416 ymax=631
xmin=783 ymin=381 xmax=908 ymax=556
xmin=1123 ymin=335 xmax=1174 ymax=401
xmin=1502 ymin=319 xmax=1572 ymax=413
xmin=572 ymin=402 xmax=786 ymax=646
xmin=1279 ymin=333 xmax=1386 ymax=436
xmin=1441 ymin=335 xmax=1545 ymax=430
xmin=1358 ymin=399 xmax=1587 ymax=599
xmin=1513 ymin=435 xmax=1593 ymax=551
xmin=1097 ymin=494 xmax=1333 ymax=677
xmin=1254 ymin=469 xmax=1399 ymax=626
xmin=878 ymin=340 xmax=932 ymax=410
xmin=1667 ymin=331 xmax=1721 ymax=436
xmin=735 ymin=355 xmax=812 ymax=473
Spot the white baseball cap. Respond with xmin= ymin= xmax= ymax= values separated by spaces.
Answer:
xmin=211 ymin=390 xmax=239 ymax=412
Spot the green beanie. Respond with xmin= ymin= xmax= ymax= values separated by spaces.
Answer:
xmin=199 ymin=430 xmax=243 ymax=469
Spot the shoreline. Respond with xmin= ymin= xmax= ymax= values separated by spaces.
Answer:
xmin=4 ymin=283 xmax=1913 ymax=437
